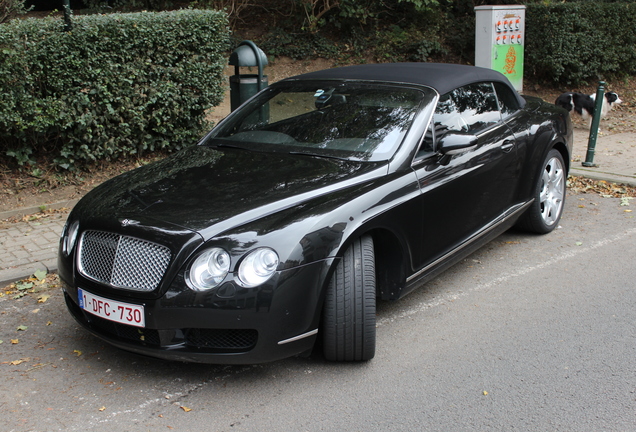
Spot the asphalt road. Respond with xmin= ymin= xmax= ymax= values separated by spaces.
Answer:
xmin=2 ymin=191 xmax=635 ymax=432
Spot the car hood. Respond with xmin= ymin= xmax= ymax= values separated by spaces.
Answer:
xmin=74 ymin=145 xmax=387 ymax=238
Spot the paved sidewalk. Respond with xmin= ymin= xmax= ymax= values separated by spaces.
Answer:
xmin=1 ymin=129 xmax=634 ymax=286
xmin=0 ymin=212 xmax=67 ymax=285
xmin=570 ymin=130 xmax=636 ymax=186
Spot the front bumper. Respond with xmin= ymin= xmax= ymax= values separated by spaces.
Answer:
xmin=61 ymin=259 xmax=334 ymax=364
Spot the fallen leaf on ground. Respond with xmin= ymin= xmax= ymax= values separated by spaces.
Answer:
xmin=10 ymin=339 xmax=19 ymax=344
xmin=98 ymin=406 xmax=106 ymax=412
xmin=180 ymin=406 xmax=192 ymax=412
xmin=73 ymin=350 xmax=82 ymax=356
xmin=16 ymin=325 xmax=28 ymax=331
xmin=34 ymin=269 xmax=47 ymax=280
xmin=16 ymin=281 xmax=33 ymax=291
xmin=38 ymin=295 xmax=50 ymax=303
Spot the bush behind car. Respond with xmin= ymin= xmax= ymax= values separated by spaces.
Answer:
xmin=0 ymin=9 xmax=230 ymax=170
xmin=525 ymin=2 xmax=636 ymax=85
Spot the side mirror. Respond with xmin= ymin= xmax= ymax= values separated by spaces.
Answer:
xmin=438 ymin=132 xmax=478 ymax=155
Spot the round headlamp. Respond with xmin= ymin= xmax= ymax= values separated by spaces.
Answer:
xmin=238 ymin=247 xmax=279 ymax=288
xmin=188 ymin=247 xmax=231 ymax=291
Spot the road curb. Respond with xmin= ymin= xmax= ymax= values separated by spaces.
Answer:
xmin=0 ymin=199 xmax=78 ymax=221
xmin=570 ymin=167 xmax=636 ymax=187
xmin=0 ymin=258 xmax=58 ymax=287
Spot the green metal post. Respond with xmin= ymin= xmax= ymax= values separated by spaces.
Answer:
xmin=582 ymin=81 xmax=606 ymax=167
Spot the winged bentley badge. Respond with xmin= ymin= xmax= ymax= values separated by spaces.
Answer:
xmin=120 ymin=218 xmax=140 ymax=227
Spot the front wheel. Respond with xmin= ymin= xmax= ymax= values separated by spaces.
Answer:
xmin=517 ymin=148 xmax=566 ymax=234
xmin=322 ymin=236 xmax=376 ymax=362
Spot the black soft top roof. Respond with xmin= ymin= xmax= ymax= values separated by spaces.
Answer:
xmin=283 ymin=62 xmax=525 ymax=106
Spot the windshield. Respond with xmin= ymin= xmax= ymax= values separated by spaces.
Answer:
xmin=205 ymin=81 xmax=435 ymax=162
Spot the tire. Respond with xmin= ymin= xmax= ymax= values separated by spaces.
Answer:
xmin=322 ymin=235 xmax=376 ymax=362
xmin=517 ymin=148 xmax=566 ymax=234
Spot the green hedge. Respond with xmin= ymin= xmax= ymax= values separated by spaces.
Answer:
xmin=525 ymin=2 xmax=636 ymax=85
xmin=0 ymin=9 xmax=230 ymax=169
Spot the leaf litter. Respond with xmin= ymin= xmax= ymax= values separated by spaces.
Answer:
xmin=567 ymin=175 xmax=636 ymax=198
xmin=3 ymin=272 xmax=60 ymax=299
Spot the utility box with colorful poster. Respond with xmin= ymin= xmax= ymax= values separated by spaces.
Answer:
xmin=474 ymin=5 xmax=525 ymax=92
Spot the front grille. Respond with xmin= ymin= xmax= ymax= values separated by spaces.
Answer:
xmin=185 ymin=328 xmax=258 ymax=350
xmin=78 ymin=230 xmax=171 ymax=292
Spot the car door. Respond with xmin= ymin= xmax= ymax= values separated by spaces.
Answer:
xmin=410 ymin=82 xmax=520 ymax=273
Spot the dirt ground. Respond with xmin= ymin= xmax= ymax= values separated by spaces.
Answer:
xmin=1 ymin=57 xmax=635 ymax=216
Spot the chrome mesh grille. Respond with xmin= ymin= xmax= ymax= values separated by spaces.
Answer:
xmin=78 ymin=230 xmax=171 ymax=292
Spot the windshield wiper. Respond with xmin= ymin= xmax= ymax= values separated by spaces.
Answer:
xmin=211 ymin=142 xmax=251 ymax=151
xmin=289 ymin=151 xmax=351 ymax=161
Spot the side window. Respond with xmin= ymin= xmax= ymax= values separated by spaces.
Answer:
xmin=494 ymin=82 xmax=521 ymax=119
xmin=433 ymin=82 xmax=501 ymax=138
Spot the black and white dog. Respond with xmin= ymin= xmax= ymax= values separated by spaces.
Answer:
xmin=555 ymin=91 xmax=622 ymax=127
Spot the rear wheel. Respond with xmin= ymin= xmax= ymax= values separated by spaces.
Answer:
xmin=517 ymin=148 xmax=566 ymax=233
xmin=322 ymin=236 xmax=376 ymax=362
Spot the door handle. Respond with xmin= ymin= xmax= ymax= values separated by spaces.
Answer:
xmin=501 ymin=140 xmax=515 ymax=152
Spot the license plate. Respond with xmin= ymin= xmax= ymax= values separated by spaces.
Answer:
xmin=78 ymin=288 xmax=145 ymax=328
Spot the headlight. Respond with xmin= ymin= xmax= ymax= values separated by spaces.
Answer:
xmin=62 ymin=220 xmax=79 ymax=256
xmin=187 ymin=247 xmax=231 ymax=291
xmin=238 ymin=247 xmax=279 ymax=288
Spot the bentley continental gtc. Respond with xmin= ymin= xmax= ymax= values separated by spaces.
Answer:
xmin=59 ymin=63 xmax=573 ymax=364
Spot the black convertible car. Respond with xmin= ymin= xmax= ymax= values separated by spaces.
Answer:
xmin=59 ymin=63 xmax=573 ymax=364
